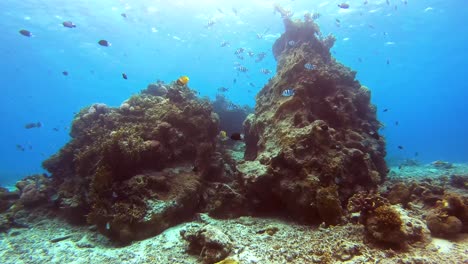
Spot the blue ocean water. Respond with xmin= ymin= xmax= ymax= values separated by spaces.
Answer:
xmin=0 ymin=0 xmax=467 ymax=186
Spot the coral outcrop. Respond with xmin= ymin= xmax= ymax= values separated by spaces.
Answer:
xmin=42 ymin=81 xmax=219 ymax=243
xmin=240 ymin=17 xmax=387 ymax=224
xmin=181 ymin=224 xmax=233 ymax=264
xmin=426 ymin=194 xmax=468 ymax=237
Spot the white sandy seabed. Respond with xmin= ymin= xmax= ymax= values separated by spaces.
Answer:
xmin=0 ymin=163 xmax=467 ymax=264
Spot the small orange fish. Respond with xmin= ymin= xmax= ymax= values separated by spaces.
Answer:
xmin=176 ymin=75 xmax=189 ymax=86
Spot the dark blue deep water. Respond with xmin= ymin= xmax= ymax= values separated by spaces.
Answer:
xmin=1 ymin=0 xmax=467 ymax=186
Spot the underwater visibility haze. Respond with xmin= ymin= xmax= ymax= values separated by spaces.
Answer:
xmin=1 ymin=0 xmax=468 ymax=184
xmin=1 ymin=0 xmax=468 ymax=263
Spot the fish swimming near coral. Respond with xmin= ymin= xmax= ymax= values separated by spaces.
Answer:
xmin=304 ymin=63 xmax=315 ymax=70
xmin=62 ymin=21 xmax=76 ymax=28
xmin=24 ymin=122 xmax=42 ymax=129
xmin=19 ymin=29 xmax=32 ymax=37
xmin=219 ymin=130 xmax=228 ymax=141
xmin=230 ymin=132 xmax=242 ymax=141
xmin=260 ymin=69 xmax=271 ymax=74
xmin=98 ymin=40 xmax=111 ymax=47
xmin=176 ymin=75 xmax=189 ymax=86
xmin=281 ymin=89 xmax=295 ymax=97
xmin=218 ymin=87 xmax=228 ymax=92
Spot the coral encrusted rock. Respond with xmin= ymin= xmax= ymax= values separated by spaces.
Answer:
xmin=43 ymin=81 xmax=219 ymax=243
xmin=239 ymin=17 xmax=387 ymax=224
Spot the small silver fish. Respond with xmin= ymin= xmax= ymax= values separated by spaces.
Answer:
xmin=288 ymin=40 xmax=296 ymax=46
xmin=282 ymin=89 xmax=295 ymax=97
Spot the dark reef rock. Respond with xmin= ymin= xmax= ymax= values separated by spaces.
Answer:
xmin=212 ymin=94 xmax=252 ymax=136
xmin=43 ymin=81 xmax=220 ymax=243
xmin=239 ymin=18 xmax=387 ymax=224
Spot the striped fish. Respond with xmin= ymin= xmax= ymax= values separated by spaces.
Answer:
xmin=282 ymin=89 xmax=295 ymax=97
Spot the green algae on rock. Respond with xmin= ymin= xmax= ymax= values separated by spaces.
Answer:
xmin=240 ymin=17 xmax=388 ymax=225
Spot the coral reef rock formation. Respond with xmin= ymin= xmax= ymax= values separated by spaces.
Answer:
xmin=43 ymin=81 xmax=219 ymax=243
xmin=240 ymin=17 xmax=387 ymax=224
xmin=181 ymin=224 xmax=233 ymax=264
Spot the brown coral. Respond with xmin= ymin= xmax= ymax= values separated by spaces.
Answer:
xmin=239 ymin=16 xmax=387 ymax=224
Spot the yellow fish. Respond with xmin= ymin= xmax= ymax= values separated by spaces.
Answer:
xmin=176 ymin=75 xmax=189 ymax=86
xmin=219 ymin=130 xmax=228 ymax=141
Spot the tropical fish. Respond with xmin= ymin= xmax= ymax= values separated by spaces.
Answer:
xmin=255 ymin=52 xmax=266 ymax=62
xmin=260 ymin=69 xmax=271 ymax=74
xmin=62 ymin=21 xmax=76 ymax=28
xmin=304 ymin=63 xmax=315 ymax=70
xmin=121 ymin=13 xmax=127 ymax=18
xmin=226 ymin=102 xmax=239 ymax=111
xmin=19 ymin=29 xmax=32 ymax=37
xmin=219 ymin=130 xmax=228 ymax=141
xmin=220 ymin=41 xmax=230 ymax=47
xmin=288 ymin=40 xmax=296 ymax=47
xmin=398 ymin=145 xmax=404 ymax=150
xmin=312 ymin=12 xmax=321 ymax=20
xmin=247 ymin=51 xmax=254 ymax=57
xmin=230 ymin=133 xmax=242 ymax=141
xmin=16 ymin=144 xmax=25 ymax=151
xmin=218 ymin=87 xmax=228 ymax=92
xmin=62 ymin=71 xmax=68 ymax=76
xmin=236 ymin=66 xmax=248 ymax=72
xmin=282 ymin=89 xmax=295 ymax=97
xmin=383 ymin=109 xmax=388 ymax=112
xmin=338 ymin=3 xmax=350 ymax=9
xmin=122 ymin=73 xmax=128 ymax=80
xmin=24 ymin=122 xmax=42 ymax=129
xmin=205 ymin=20 xmax=215 ymax=28
xmin=249 ymin=82 xmax=255 ymax=87
xmin=98 ymin=40 xmax=111 ymax=47
xmin=234 ymin=48 xmax=244 ymax=55
xmin=176 ymin=76 xmax=189 ymax=86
